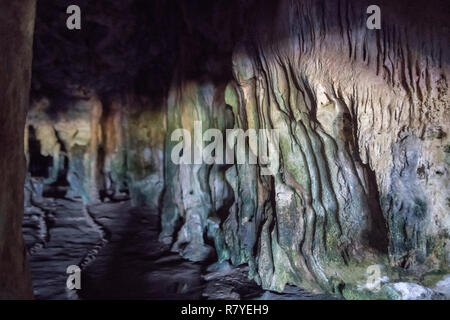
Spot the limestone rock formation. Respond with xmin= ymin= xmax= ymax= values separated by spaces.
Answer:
xmin=0 ymin=0 xmax=36 ymax=299
xmin=20 ymin=0 xmax=449 ymax=299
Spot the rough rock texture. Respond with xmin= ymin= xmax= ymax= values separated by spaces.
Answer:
xmin=23 ymin=198 xmax=100 ymax=299
xmin=433 ymin=274 xmax=450 ymax=298
xmin=219 ymin=0 xmax=449 ymax=297
xmin=23 ymin=197 xmax=336 ymax=300
xmin=23 ymin=197 xmax=203 ymax=300
xmin=0 ymin=0 xmax=36 ymax=299
xmin=25 ymin=0 xmax=449 ymax=299
xmin=382 ymin=282 xmax=446 ymax=300
xmin=26 ymin=95 xmax=166 ymax=207
xmin=158 ymin=0 xmax=449 ymax=297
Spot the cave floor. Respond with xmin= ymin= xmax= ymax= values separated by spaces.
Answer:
xmin=23 ymin=197 xmax=336 ymax=300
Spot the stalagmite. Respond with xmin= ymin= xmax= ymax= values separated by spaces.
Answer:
xmin=88 ymin=96 xmax=103 ymax=204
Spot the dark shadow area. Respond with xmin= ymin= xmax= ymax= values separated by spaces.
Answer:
xmin=31 ymin=0 xmax=449 ymax=108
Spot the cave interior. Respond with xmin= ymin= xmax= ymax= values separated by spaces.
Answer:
xmin=0 ymin=0 xmax=449 ymax=300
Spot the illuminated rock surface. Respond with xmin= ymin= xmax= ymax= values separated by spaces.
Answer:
xmin=0 ymin=0 xmax=36 ymax=299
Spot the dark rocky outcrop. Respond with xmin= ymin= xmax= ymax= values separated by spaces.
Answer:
xmin=0 ymin=0 xmax=36 ymax=299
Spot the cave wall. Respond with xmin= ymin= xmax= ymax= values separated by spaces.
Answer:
xmin=0 ymin=0 xmax=36 ymax=299
xmin=158 ymin=0 xmax=449 ymax=297
xmin=223 ymin=0 xmax=449 ymax=296
xmin=27 ymin=0 xmax=449 ymax=299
